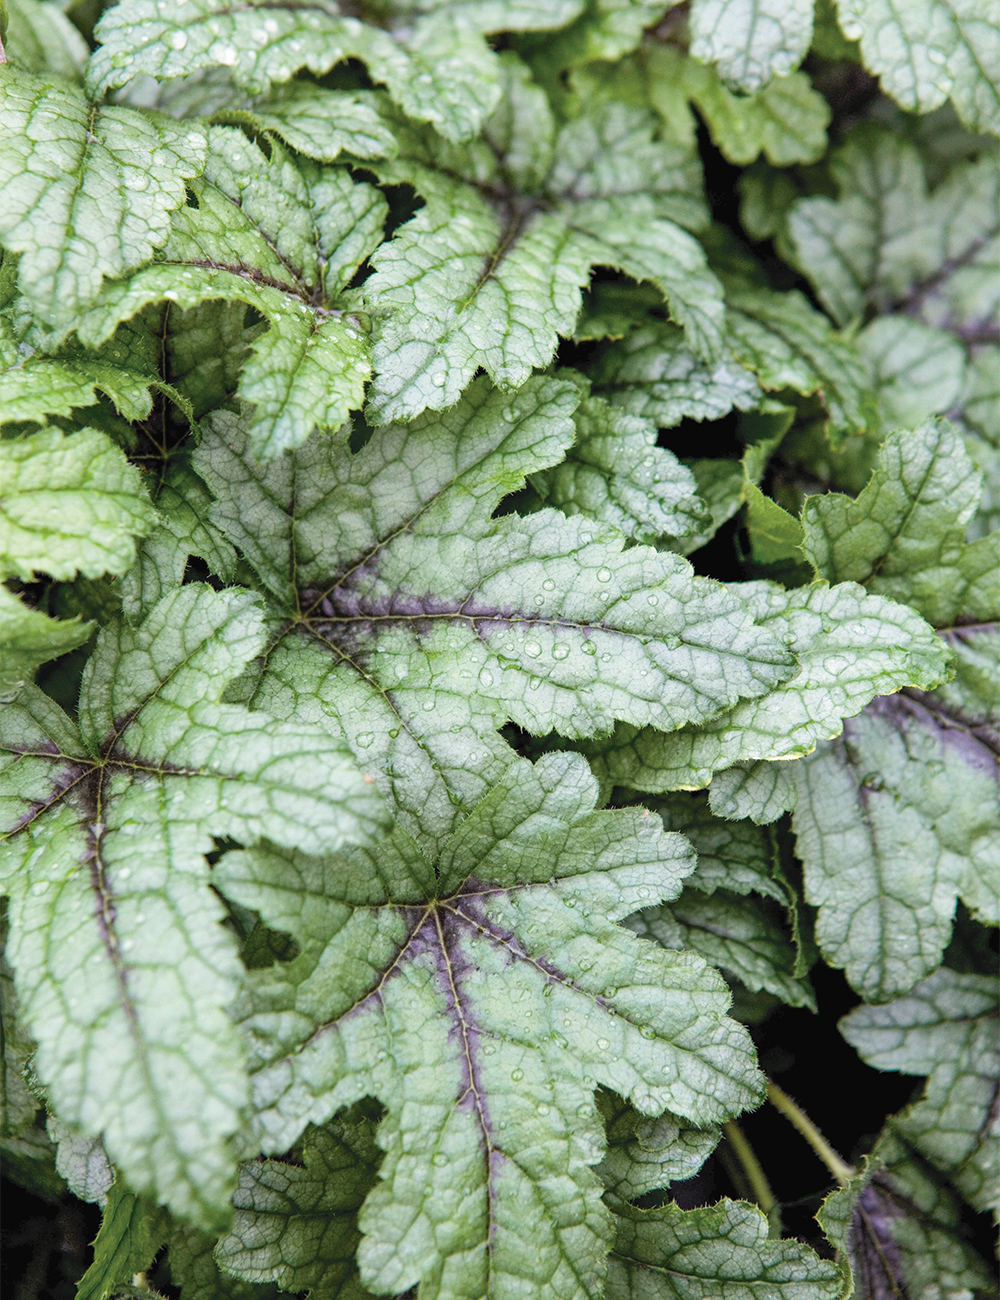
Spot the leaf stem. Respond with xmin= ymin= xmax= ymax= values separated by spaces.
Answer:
xmin=766 ymin=1080 xmax=855 ymax=1187
xmin=722 ymin=1119 xmax=782 ymax=1237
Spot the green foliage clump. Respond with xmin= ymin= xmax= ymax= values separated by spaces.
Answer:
xmin=0 ymin=1 xmax=997 ymax=1297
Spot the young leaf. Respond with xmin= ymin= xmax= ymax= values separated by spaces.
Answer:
xmin=75 ymin=1180 xmax=168 ymax=1300
xmin=86 ymin=0 xmax=582 ymax=143
xmin=194 ymin=376 xmax=794 ymax=853
xmin=596 ymin=1090 xmax=720 ymax=1199
xmin=788 ymin=125 xmax=999 ymax=330
xmin=688 ymin=0 xmax=814 ymax=92
xmin=834 ymin=0 xmax=1000 ymax=133
xmin=216 ymin=1104 xmax=382 ymax=1299
xmin=168 ymin=1219 xmax=280 ymax=1300
xmin=72 ymin=126 xmax=386 ymax=458
xmin=48 ymin=1115 xmax=114 ymax=1207
xmin=0 ymin=427 xmax=156 ymax=582
xmin=362 ymin=58 xmax=724 ymax=422
xmin=803 ymin=419 xmax=999 ymax=627
xmin=0 ymin=586 xmax=387 ymax=1226
xmin=530 ymin=391 xmax=711 ymax=544
xmin=0 ymin=68 xmax=206 ymax=327
xmin=591 ymin=321 xmax=763 ymax=428
xmin=579 ymin=579 xmax=949 ymax=793
xmin=606 ymin=1195 xmax=843 ymax=1298
xmin=215 ymin=750 xmax=764 ymax=1300
xmin=840 ymin=966 xmax=999 ymax=1216
xmin=722 ymin=280 xmax=876 ymax=443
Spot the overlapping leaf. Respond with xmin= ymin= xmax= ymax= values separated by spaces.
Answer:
xmin=688 ymin=0 xmax=815 ymax=92
xmin=788 ymin=124 xmax=999 ymax=332
xmin=0 ymin=585 xmax=386 ymax=1225
xmin=214 ymin=750 xmax=763 ymax=1300
xmin=86 ymin=0 xmax=583 ymax=142
xmin=360 ymin=56 xmax=723 ymax=422
xmin=193 ymin=375 xmax=794 ymax=853
xmin=834 ymin=0 xmax=1000 ymax=133
xmin=607 ymin=1195 xmax=843 ymax=1298
xmin=71 ymin=125 xmax=386 ymax=457
xmin=710 ymin=624 xmax=999 ymax=1001
xmin=803 ymin=419 xmax=999 ymax=627
xmin=1 ymin=0 xmax=88 ymax=80
xmin=0 ymin=68 xmax=207 ymax=328
xmin=529 ymin=389 xmax=710 ymax=544
xmin=580 ymin=579 xmax=949 ymax=793
xmin=841 ymin=967 xmax=999 ymax=1216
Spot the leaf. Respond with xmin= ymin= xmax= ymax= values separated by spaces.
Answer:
xmin=530 ymin=390 xmax=711 ymax=544
xmin=788 ymin=125 xmax=1000 ymax=332
xmin=688 ymin=0 xmax=814 ymax=92
xmin=742 ymin=483 xmax=806 ymax=569
xmin=1 ymin=903 xmax=37 ymax=1138
xmin=0 ymin=427 xmax=156 ymax=582
xmin=0 ymin=585 xmax=387 ymax=1225
xmin=591 ymin=321 xmax=762 ymax=428
xmin=215 ymin=750 xmax=764 ymax=1300
xmin=0 ymin=346 xmax=177 ymax=427
xmin=2 ymin=0 xmax=88 ymax=81
xmin=194 ymin=376 xmax=794 ymax=854
xmin=168 ymin=1220 xmax=280 ymax=1300
xmin=722 ymin=280 xmax=876 ymax=443
xmin=522 ymin=0 xmax=671 ymax=70
xmin=72 ymin=126 xmax=386 ymax=457
xmin=120 ymin=457 xmax=236 ymax=623
xmin=0 ymin=68 xmax=207 ymax=327
xmin=595 ymin=1090 xmax=720 ymax=1199
xmin=645 ymin=44 xmax=830 ymax=166
xmin=857 ymin=315 xmax=966 ymax=428
xmin=87 ymin=0 xmax=583 ymax=143
xmin=0 ymin=583 xmax=93 ymax=700
xmin=579 ymin=579 xmax=949 ymax=793
xmin=75 ymin=1180 xmax=168 ymax=1300
xmin=362 ymin=58 xmax=724 ymax=422
xmin=817 ymin=1141 xmax=996 ymax=1300
xmin=803 ymin=419 xmax=999 ymax=626
xmin=216 ymin=1104 xmax=383 ymax=1299
xmin=834 ymin=0 xmax=1000 ymax=133
xmin=48 ymin=1114 xmax=114 ymax=1206
xmin=214 ymin=84 xmax=397 ymax=163
xmin=606 ymin=1195 xmax=843 ymax=1298
xmin=840 ymin=966 xmax=1000 ymax=1216
xmin=792 ymin=681 xmax=998 ymax=1001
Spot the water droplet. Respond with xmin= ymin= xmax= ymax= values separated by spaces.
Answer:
xmin=551 ymin=643 xmax=570 ymax=660
xmin=30 ymin=881 xmax=50 ymax=896
xmin=511 ymin=1068 xmax=524 ymax=1081
xmin=483 ymin=1042 xmax=496 ymax=1055
xmin=479 ymin=669 xmax=494 ymax=687
xmin=431 ymin=373 xmax=446 ymax=387
xmin=542 ymin=579 xmax=556 ymax=591
xmin=169 ymin=29 xmax=188 ymax=48
xmin=536 ymin=1102 xmax=550 ymax=1116
xmin=524 ymin=641 xmax=542 ymax=658
xmin=597 ymin=567 xmax=612 ymax=583
xmin=597 ymin=1038 xmax=610 ymax=1051
xmin=577 ymin=1104 xmax=593 ymax=1118
xmin=388 ymin=728 xmax=399 ymax=738
xmin=432 ymin=1152 xmax=449 ymax=1167
xmin=647 ymin=594 xmax=659 ymax=606
xmin=356 ymin=731 xmax=374 ymax=748
xmin=582 ymin=639 xmax=596 ymax=655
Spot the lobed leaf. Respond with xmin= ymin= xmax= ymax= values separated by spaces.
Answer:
xmin=194 ymin=376 xmax=794 ymax=853
xmin=688 ymin=0 xmax=814 ymax=92
xmin=215 ymin=750 xmax=763 ymax=1300
xmin=0 ymin=68 xmax=206 ymax=327
xmin=0 ymin=585 xmax=386 ymax=1225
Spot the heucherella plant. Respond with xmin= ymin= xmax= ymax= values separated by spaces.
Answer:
xmin=0 ymin=0 xmax=996 ymax=1295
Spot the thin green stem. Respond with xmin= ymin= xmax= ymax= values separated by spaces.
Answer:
xmin=722 ymin=1120 xmax=782 ymax=1237
xmin=766 ymin=1080 xmax=856 ymax=1187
